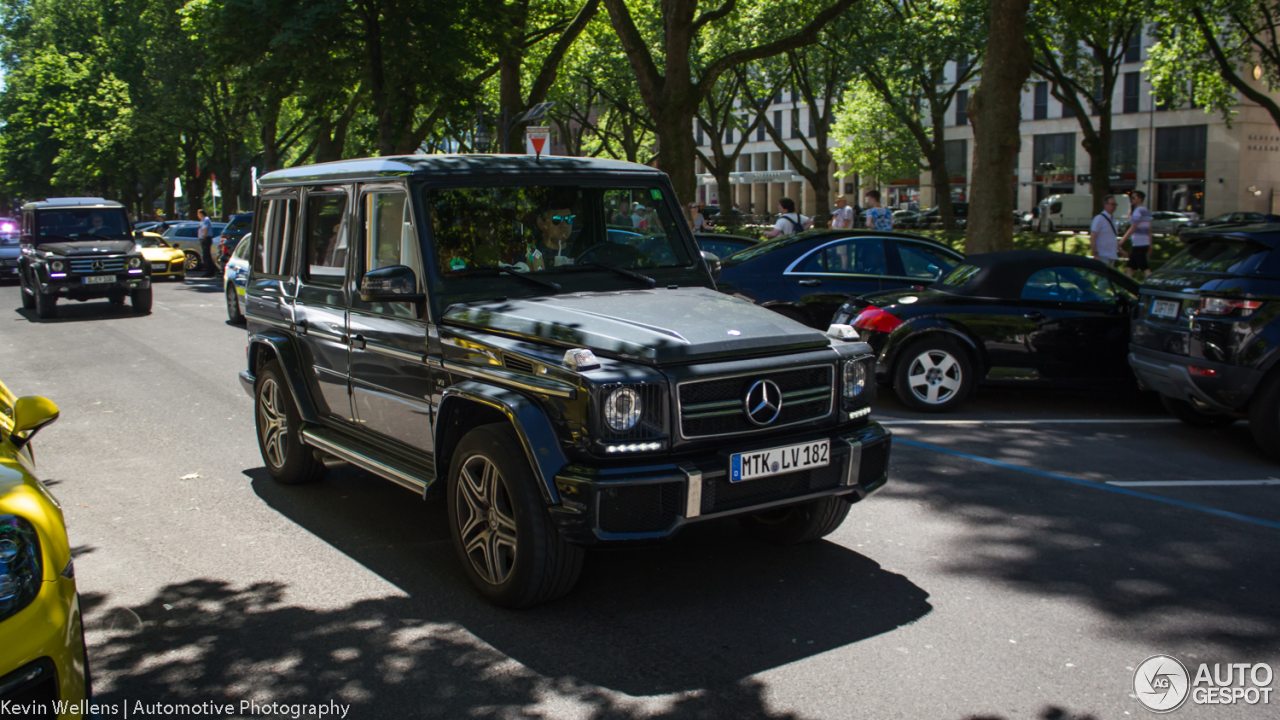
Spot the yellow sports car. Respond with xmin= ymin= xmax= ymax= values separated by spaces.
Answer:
xmin=136 ymin=232 xmax=185 ymax=281
xmin=0 ymin=380 xmax=89 ymax=717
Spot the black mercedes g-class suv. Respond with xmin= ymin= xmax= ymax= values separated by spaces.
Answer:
xmin=1130 ymin=225 xmax=1280 ymax=459
xmin=18 ymin=197 xmax=151 ymax=318
xmin=239 ymin=155 xmax=891 ymax=607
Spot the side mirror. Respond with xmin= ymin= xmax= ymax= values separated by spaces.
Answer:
xmin=10 ymin=395 xmax=59 ymax=449
xmin=360 ymin=265 xmax=425 ymax=303
xmin=701 ymin=250 xmax=722 ymax=282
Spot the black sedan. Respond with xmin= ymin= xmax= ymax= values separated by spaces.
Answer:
xmin=696 ymin=233 xmax=759 ymax=259
xmin=833 ymin=250 xmax=1140 ymax=412
xmin=716 ymin=230 xmax=965 ymax=329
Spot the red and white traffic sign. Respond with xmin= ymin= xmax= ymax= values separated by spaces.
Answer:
xmin=526 ymin=126 xmax=551 ymax=158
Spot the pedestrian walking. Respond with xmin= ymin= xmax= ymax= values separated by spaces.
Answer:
xmin=830 ymin=195 xmax=855 ymax=229
xmin=1120 ymin=190 xmax=1153 ymax=279
xmin=197 ymin=208 xmax=215 ymax=277
xmin=763 ymin=198 xmax=811 ymax=239
xmin=1088 ymin=195 xmax=1125 ymax=267
xmin=863 ymin=190 xmax=894 ymax=231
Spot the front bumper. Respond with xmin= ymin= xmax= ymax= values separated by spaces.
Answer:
xmin=1128 ymin=345 xmax=1261 ymax=412
xmin=147 ymin=260 xmax=185 ymax=277
xmin=549 ymin=421 xmax=891 ymax=546
xmin=0 ymin=579 xmax=88 ymax=718
xmin=39 ymin=274 xmax=150 ymax=297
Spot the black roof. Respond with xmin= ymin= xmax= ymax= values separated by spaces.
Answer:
xmin=1181 ymin=224 xmax=1280 ymax=247
xmin=936 ymin=249 xmax=1135 ymax=299
xmin=259 ymin=154 xmax=662 ymax=187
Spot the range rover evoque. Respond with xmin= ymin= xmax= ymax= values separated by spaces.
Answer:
xmin=18 ymin=197 xmax=152 ymax=319
xmin=239 ymin=155 xmax=891 ymax=607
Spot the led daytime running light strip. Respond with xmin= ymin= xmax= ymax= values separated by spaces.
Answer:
xmin=604 ymin=441 xmax=665 ymax=453
xmin=848 ymin=407 xmax=871 ymax=420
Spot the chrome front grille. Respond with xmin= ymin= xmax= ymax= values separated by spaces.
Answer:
xmin=678 ymin=365 xmax=834 ymax=439
xmin=68 ymin=256 xmax=126 ymax=274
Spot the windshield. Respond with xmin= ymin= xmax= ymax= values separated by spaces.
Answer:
xmin=34 ymin=208 xmax=131 ymax=242
xmin=226 ymin=215 xmax=253 ymax=233
xmin=1161 ymin=239 xmax=1270 ymax=275
xmin=423 ymin=183 xmax=701 ymax=301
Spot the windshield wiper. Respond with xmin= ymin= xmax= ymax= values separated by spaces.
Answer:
xmin=583 ymin=262 xmax=655 ymax=288
xmin=452 ymin=266 xmax=561 ymax=293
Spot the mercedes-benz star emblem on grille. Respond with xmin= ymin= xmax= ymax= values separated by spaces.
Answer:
xmin=744 ymin=379 xmax=783 ymax=426
xmin=92 ymin=260 xmax=104 ymax=272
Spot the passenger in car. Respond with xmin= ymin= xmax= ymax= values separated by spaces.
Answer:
xmin=527 ymin=196 xmax=579 ymax=270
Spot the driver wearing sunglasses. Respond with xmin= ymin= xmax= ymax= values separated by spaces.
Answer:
xmin=528 ymin=198 xmax=578 ymax=271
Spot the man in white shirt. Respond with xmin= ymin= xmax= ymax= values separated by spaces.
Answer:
xmin=830 ymin=195 xmax=855 ymax=229
xmin=763 ymin=197 xmax=812 ymax=239
xmin=1088 ymin=195 xmax=1124 ymax=266
xmin=1120 ymin=190 xmax=1153 ymax=279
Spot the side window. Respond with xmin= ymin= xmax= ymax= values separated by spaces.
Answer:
xmin=251 ymin=199 xmax=296 ymax=276
xmin=797 ymin=238 xmax=887 ymax=275
xmin=362 ymin=192 xmax=418 ymax=275
xmin=1022 ymin=267 xmax=1118 ymax=303
xmin=896 ymin=242 xmax=958 ymax=280
xmin=304 ymin=193 xmax=349 ymax=286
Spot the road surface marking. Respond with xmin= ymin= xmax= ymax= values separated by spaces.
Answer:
xmin=1108 ymin=479 xmax=1280 ymax=487
xmin=895 ymin=438 xmax=1280 ymax=532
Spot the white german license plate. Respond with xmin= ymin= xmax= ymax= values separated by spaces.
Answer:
xmin=151 ymin=262 xmax=167 ymax=271
xmin=83 ymin=275 xmax=115 ymax=284
xmin=730 ymin=439 xmax=829 ymax=482
xmin=1151 ymin=299 xmax=1179 ymax=318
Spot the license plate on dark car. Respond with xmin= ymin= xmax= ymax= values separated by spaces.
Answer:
xmin=1151 ymin=299 xmax=1179 ymax=318
xmin=730 ymin=439 xmax=829 ymax=482
xmin=83 ymin=275 xmax=115 ymax=284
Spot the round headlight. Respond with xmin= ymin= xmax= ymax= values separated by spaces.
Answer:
xmin=128 ymin=256 xmax=142 ymax=269
xmin=843 ymin=359 xmax=867 ymax=399
xmin=50 ymin=260 xmax=65 ymax=272
xmin=0 ymin=515 xmax=43 ymax=623
xmin=604 ymin=387 xmax=642 ymax=432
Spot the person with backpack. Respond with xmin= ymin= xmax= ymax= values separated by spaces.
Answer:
xmin=763 ymin=197 xmax=812 ymax=239
xmin=1088 ymin=194 xmax=1125 ymax=267
xmin=863 ymin=190 xmax=894 ymax=231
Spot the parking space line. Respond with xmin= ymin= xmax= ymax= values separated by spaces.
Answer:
xmin=1108 ymin=479 xmax=1280 ymax=487
xmin=881 ymin=418 xmax=1178 ymax=426
xmin=895 ymin=438 xmax=1280 ymax=532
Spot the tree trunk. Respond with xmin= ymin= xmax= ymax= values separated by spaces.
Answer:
xmin=654 ymin=109 xmax=699 ymax=208
xmin=965 ymin=0 xmax=1032 ymax=254
xmin=926 ymin=135 xmax=955 ymax=231
xmin=1081 ymin=122 xmax=1111 ymax=217
xmin=810 ymin=150 xmax=833 ymax=228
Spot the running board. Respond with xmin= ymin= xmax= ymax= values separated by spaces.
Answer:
xmin=300 ymin=427 xmax=434 ymax=496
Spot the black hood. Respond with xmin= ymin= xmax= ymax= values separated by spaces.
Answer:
xmin=444 ymin=287 xmax=832 ymax=364
xmin=37 ymin=240 xmax=137 ymax=256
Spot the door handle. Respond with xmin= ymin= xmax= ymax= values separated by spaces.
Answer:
xmin=350 ymin=334 xmax=366 ymax=350
xmin=798 ymin=279 xmax=823 ymax=287
xmin=1023 ymin=311 xmax=1045 ymax=320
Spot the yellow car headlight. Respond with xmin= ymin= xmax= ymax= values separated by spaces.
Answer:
xmin=0 ymin=515 xmax=42 ymax=622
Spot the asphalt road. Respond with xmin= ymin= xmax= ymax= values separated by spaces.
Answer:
xmin=2 ymin=277 xmax=1277 ymax=720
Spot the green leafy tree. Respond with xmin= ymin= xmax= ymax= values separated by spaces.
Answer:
xmin=832 ymin=82 xmax=921 ymax=190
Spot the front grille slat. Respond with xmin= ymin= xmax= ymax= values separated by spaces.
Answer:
xmin=68 ymin=256 xmax=126 ymax=274
xmin=679 ymin=365 xmax=834 ymax=439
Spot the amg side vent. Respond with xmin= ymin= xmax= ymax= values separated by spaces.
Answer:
xmin=503 ymin=355 xmax=535 ymax=374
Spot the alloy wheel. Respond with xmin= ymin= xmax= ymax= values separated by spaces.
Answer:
xmin=907 ymin=349 xmax=963 ymax=405
xmin=455 ymin=454 xmax=518 ymax=585
xmin=257 ymin=378 xmax=288 ymax=469
xmin=184 ymin=251 xmax=200 ymax=271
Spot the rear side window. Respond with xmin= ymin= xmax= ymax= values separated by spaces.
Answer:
xmin=252 ymin=199 xmax=296 ymax=276
xmin=1162 ymin=239 xmax=1269 ymax=275
xmin=896 ymin=242 xmax=959 ymax=280
xmin=304 ymin=193 xmax=349 ymax=286
xmin=796 ymin=237 xmax=886 ymax=275
xmin=1022 ymin=267 xmax=1118 ymax=303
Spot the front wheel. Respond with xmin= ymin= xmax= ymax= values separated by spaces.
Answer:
xmin=255 ymin=361 xmax=327 ymax=485
xmin=447 ymin=423 xmax=583 ymax=608
xmin=226 ymin=283 xmax=244 ymax=324
xmin=1248 ymin=373 xmax=1280 ymax=462
xmin=1160 ymin=395 xmax=1236 ymax=428
xmin=183 ymin=251 xmax=201 ymax=272
xmin=894 ymin=337 xmax=973 ymax=412
xmin=738 ymin=496 xmax=852 ymax=545
xmin=35 ymin=287 xmax=57 ymax=319
xmin=131 ymin=286 xmax=152 ymax=314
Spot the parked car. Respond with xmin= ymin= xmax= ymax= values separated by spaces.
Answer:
xmin=1116 ymin=210 xmax=1195 ymax=238
xmin=918 ymin=202 xmax=969 ymax=229
xmin=0 ymin=379 xmax=91 ymax=712
xmin=695 ymin=233 xmax=759 ymax=259
xmin=1186 ymin=211 xmax=1271 ymax=230
xmin=135 ymin=233 xmax=186 ymax=281
xmin=161 ymin=221 xmax=227 ymax=271
xmin=17 ymin=198 xmax=152 ymax=318
xmin=240 ymin=155 xmax=890 ymax=607
xmin=1038 ymin=194 xmax=1131 ymax=231
xmin=716 ymin=230 xmax=965 ymax=329
xmin=214 ymin=212 xmax=254 ymax=270
xmin=223 ymin=232 xmax=250 ymax=323
xmin=893 ymin=210 xmax=924 ymax=229
xmin=834 ymin=250 xmax=1140 ymax=412
xmin=0 ymin=218 xmax=19 ymax=282
xmin=1129 ymin=226 xmax=1280 ymax=459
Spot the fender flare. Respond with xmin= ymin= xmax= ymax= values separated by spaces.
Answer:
xmin=436 ymin=382 xmax=566 ymax=505
xmin=882 ymin=319 xmax=986 ymax=374
xmin=247 ymin=332 xmax=321 ymax=424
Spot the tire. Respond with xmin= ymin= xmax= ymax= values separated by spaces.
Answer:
xmin=183 ymin=251 xmax=201 ymax=272
xmin=738 ymin=496 xmax=852 ymax=545
xmin=35 ymin=287 xmax=57 ymax=319
xmin=131 ymin=286 xmax=152 ymax=314
xmin=447 ymin=423 xmax=583 ymax=608
xmin=894 ymin=337 xmax=973 ymax=412
xmin=20 ymin=273 xmax=35 ymax=310
xmin=226 ymin=283 xmax=244 ymax=324
xmin=1248 ymin=372 xmax=1280 ymax=461
xmin=255 ymin=360 xmax=327 ymax=485
xmin=1160 ymin=394 xmax=1236 ymax=428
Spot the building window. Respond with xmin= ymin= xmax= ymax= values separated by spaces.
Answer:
xmin=956 ymin=55 xmax=969 ymax=81
xmin=696 ymin=125 xmax=703 ymax=146
xmin=1034 ymin=82 xmax=1048 ymax=120
xmin=774 ymin=110 xmax=782 ymax=137
xmin=1124 ymin=72 xmax=1140 ymax=113
xmin=808 ymin=108 xmax=816 ymax=137
xmin=945 ymin=139 xmax=968 ymax=181
xmin=1032 ymin=133 xmax=1076 ymax=175
xmin=1110 ymin=129 xmax=1139 ymax=174
xmin=757 ymin=117 xmax=765 ymax=141
xmin=955 ymin=90 xmax=968 ymax=126
xmin=1062 ymin=95 xmax=1075 ymax=118
xmin=1125 ymin=32 xmax=1141 ymax=63
xmin=1154 ymin=125 xmax=1207 ymax=176
xmin=725 ymin=126 xmax=733 ymax=144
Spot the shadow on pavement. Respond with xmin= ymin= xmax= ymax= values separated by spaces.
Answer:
xmin=13 ymin=301 xmax=148 ymax=323
xmin=85 ymin=464 xmax=931 ymax=717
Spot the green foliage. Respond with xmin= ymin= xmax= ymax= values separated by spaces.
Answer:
xmin=831 ymin=82 xmax=920 ymax=186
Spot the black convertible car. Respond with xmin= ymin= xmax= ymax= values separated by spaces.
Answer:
xmin=834 ymin=250 xmax=1140 ymax=412
xmin=716 ymin=230 xmax=965 ymax=329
